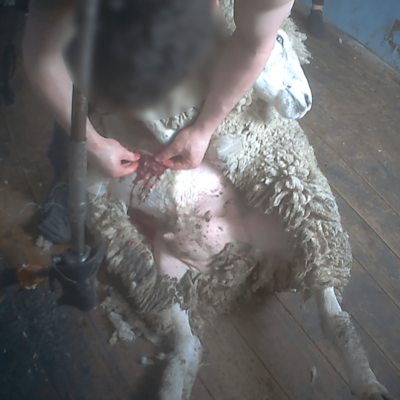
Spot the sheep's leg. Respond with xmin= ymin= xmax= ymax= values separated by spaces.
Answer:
xmin=160 ymin=303 xmax=202 ymax=400
xmin=315 ymin=287 xmax=394 ymax=400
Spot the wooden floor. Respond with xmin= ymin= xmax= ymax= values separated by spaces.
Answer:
xmin=1 ymin=4 xmax=400 ymax=400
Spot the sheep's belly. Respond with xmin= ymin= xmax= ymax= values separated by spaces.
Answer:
xmin=109 ymin=160 xmax=291 ymax=280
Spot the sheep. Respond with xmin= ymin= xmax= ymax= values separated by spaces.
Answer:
xmin=85 ymin=3 xmax=394 ymax=400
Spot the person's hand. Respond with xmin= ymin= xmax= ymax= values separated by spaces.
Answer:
xmin=155 ymin=124 xmax=213 ymax=170
xmin=89 ymin=136 xmax=140 ymax=178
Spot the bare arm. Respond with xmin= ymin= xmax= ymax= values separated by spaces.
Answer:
xmin=197 ymin=0 xmax=294 ymax=133
xmin=156 ymin=0 xmax=294 ymax=169
xmin=23 ymin=0 xmax=139 ymax=178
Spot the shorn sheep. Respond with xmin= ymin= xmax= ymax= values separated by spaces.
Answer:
xmin=85 ymin=2 xmax=395 ymax=399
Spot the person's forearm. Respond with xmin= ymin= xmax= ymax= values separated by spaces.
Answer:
xmin=23 ymin=8 xmax=102 ymax=151
xmin=194 ymin=0 xmax=294 ymax=139
xmin=194 ymin=29 xmax=275 ymax=138
xmin=23 ymin=50 xmax=102 ymax=149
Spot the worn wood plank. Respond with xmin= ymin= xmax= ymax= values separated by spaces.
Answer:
xmin=192 ymin=380 xmax=214 ymax=400
xmin=277 ymin=288 xmax=400 ymax=396
xmin=0 ymin=258 xmax=211 ymax=400
xmin=0 ymin=283 xmax=130 ymax=400
xmin=199 ymin=314 xmax=288 ymax=400
xmin=292 ymin=5 xmax=400 ymax=183
xmin=343 ymin=261 xmax=400 ymax=373
xmin=85 ymin=297 xmax=212 ymax=400
xmin=301 ymin=105 xmax=400 ymax=218
xmin=304 ymin=129 xmax=400 ymax=263
xmin=290 ymin=8 xmax=400 ymax=386
xmin=292 ymin=2 xmax=400 ymax=120
xmin=301 ymin=75 xmax=400 ymax=184
xmin=303 ymin=125 xmax=400 ymax=306
xmin=229 ymin=294 xmax=354 ymax=400
xmin=333 ymin=189 xmax=400 ymax=307
xmin=317 ymin=89 xmax=400 ymax=183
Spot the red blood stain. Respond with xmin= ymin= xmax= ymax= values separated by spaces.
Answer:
xmin=128 ymin=154 xmax=169 ymax=242
xmin=130 ymin=208 xmax=157 ymax=243
xmin=134 ymin=154 xmax=168 ymax=187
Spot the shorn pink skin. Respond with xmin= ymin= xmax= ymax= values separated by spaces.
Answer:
xmin=112 ymin=156 xmax=292 ymax=280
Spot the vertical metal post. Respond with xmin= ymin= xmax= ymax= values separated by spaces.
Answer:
xmin=50 ymin=0 xmax=105 ymax=311
xmin=69 ymin=88 xmax=88 ymax=257
xmin=68 ymin=0 xmax=98 ymax=258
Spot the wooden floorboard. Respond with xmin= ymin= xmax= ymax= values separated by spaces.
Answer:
xmin=292 ymin=6 xmax=400 ymax=184
xmin=334 ymin=190 xmax=400 ymax=307
xmin=291 ymin=5 xmax=400 ymax=398
xmin=306 ymin=128 xmax=400 ymax=263
xmin=229 ymin=294 xmax=354 ymax=400
xmin=0 ymin=280 xmax=172 ymax=400
xmin=302 ymin=104 xmax=400 ymax=218
xmin=278 ymin=291 xmax=400 ymax=396
xmin=343 ymin=261 xmax=400 ymax=373
xmin=199 ymin=315 xmax=288 ymax=400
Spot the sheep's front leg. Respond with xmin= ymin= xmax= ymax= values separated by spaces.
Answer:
xmin=316 ymin=287 xmax=394 ymax=400
xmin=160 ymin=303 xmax=202 ymax=400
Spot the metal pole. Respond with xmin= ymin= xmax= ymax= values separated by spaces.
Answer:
xmin=49 ymin=0 xmax=105 ymax=311
xmin=68 ymin=0 xmax=98 ymax=258
xmin=69 ymin=87 xmax=88 ymax=256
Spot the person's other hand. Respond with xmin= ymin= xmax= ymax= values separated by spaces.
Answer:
xmin=155 ymin=125 xmax=212 ymax=170
xmin=89 ymin=136 xmax=140 ymax=178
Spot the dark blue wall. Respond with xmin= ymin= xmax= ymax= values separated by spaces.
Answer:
xmin=300 ymin=0 xmax=400 ymax=70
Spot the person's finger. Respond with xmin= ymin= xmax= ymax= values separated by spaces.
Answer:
xmin=155 ymin=146 xmax=178 ymax=162
xmin=119 ymin=161 xmax=139 ymax=176
xmin=121 ymin=150 xmax=141 ymax=162
xmin=168 ymin=159 xmax=192 ymax=171
xmin=159 ymin=159 xmax=174 ymax=168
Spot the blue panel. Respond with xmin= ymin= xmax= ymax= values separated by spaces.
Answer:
xmin=394 ymin=31 xmax=400 ymax=46
xmin=300 ymin=0 xmax=400 ymax=70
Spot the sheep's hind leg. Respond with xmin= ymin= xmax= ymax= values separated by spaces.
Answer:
xmin=315 ymin=287 xmax=395 ymax=400
xmin=159 ymin=303 xmax=202 ymax=400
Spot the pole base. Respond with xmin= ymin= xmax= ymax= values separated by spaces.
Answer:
xmin=50 ymin=243 xmax=105 ymax=311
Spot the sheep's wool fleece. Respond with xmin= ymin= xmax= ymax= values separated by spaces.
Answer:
xmin=87 ymin=5 xmax=352 ymax=332
xmin=159 ymin=96 xmax=352 ymax=304
xmin=209 ymin=103 xmax=352 ymax=300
